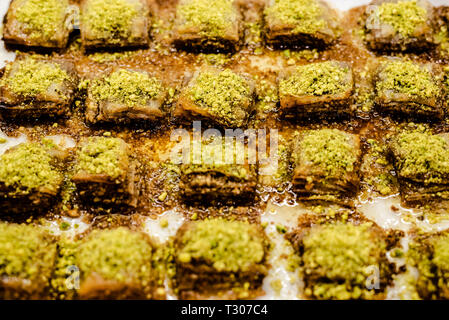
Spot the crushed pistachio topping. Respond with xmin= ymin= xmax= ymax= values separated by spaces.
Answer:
xmin=0 ymin=143 xmax=62 ymax=194
xmin=0 ymin=223 xmax=56 ymax=280
xmin=182 ymin=138 xmax=250 ymax=180
xmin=303 ymin=223 xmax=381 ymax=280
xmin=82 ymin=0 xmax=140 ymax=40
xmin=377 ymin=60 xmax=439 ymax=99
xmin=90 ymin=69 xmax=163 ymax=106
xmin=280 ymin=61 xmax=351 ymax=97
xmin=190 ymin=69 xmax=252 ymax=126
xmin=1 ymin=57 xmax=70 ymax=99
xmin=376 ymin=0 xmax=427 ymax=37
xmin=391 ymin=131 xmax=449 ymax=184
xmin=77 ymin=228 xmax=153 ymax=283
xmin=296 ymin=129 xmax=357 ymax=176
xmin=177 ymin=0 xmax=235 ymax=37
xmin=407 ymin=234 xmax=449 ymax=298
xmin=76 ymin=137 xmax=127 ymax=179
xmin=432 ymin=236 xmax=449 ymax=273
xmin=15 ymin=0 xmax=67 ymax=40
xmin=264 ymin=0 xmax=327 ymax=34
xmin=178 ymin=219 xmax=266 ymax=273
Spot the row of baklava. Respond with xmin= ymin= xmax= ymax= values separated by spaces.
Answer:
xmin=1 ymin=0 xmax=443 ymax=53
xmin=0 ymin=218 xmax=267 ymax=299
xmin=3 ymin=209 xmax=449 ymax=300
xmin=1 ymin=124 xmax=447 ymax=215
xmin=0 ymin=55 xmax=446 ymax=124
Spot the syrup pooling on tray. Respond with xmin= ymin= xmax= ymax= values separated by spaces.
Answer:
xmin=0 ymin=0 xmax=449 ymax=300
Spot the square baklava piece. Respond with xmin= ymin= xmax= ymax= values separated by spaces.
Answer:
xmin=0 ymin=222 xmax=57 ymax=299
xmin=173 ymin=0 xmax=241 ymax=52
xmin=72 ymin=137 xmax=138 ymax=207
xmin=86 ymin=69 xmax=168 ymax=124
xmin=364 ymin=0 xmax=434 ymax=52
xmin=292 ymin=129 xmax=361 ymax=204
xmin=0 ymin=56 xmax=78 ymax=118
xmin=263 ymin=0 xmax=340 ymax=48
xmin=0 ymin=142 xmax=64 ymax=215
xmin=179 ymin=137 xmax=258 ymax=205
xmin=3 ymin=0 xmax=73 ymax=49
xmin=408 ymin=232 xmax=449 ymax=300
xmin=279 ymin=61 xmax=354 ymax=118
xmin=80 ymin=0 xmax=150 ymax=49
xmin=52 ymin=228 xmax=164 ymax=299
xmin=375 ymin=60 xmax=442 ymax=119
xmin=287 ymin=219 xmax=398 ymax=300
xmin=174 ymin=219 xmax=269 ymax=299
xmin=389 ymin=131 xmax=449 ymax=205
xmin=175 ymin=68 xmax=255 ymax=128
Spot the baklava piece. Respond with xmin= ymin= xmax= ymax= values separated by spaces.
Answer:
xmin=0 ymin=142 xmax=64 ymax=214
xmin=179 ymin=138 xmax=257 ymax=204
xmin=287 ymin=219 xmax=397 ymax=300
xmin=375 ymin=60 xmax=442 ymax=119
xmin=389 ymin=131 xmax=449 ymax=205
xmin=291 ymin=129 xmax=361 ymax=204
xmin=86 ymin=69 xmax=167 ymax=124
xmin=279 ymin=61 xmax=354 ymax=118
xmin=175 ymin=68 xmax=255 ymax=128
xmin=72 ymin=137 xmax=138 ymax=207
xmin=263 ymin=0 xmax=340 ymax=48
xmin=0 ymin=56 xmax=78 ymax=118
xmin=0 ymin=223 xmax=56 ymax=299
xmin=68 ymin=228 xmax=163 ymax=299
xmin=174 ymin=219 xmax=269 ymax=299
xmin=80 ymin=0 xmax=150 ymax=49
xmin=3 ymin=0 xmax=73 ymax=49
xmin=408 ymin=232 xmax=449 ymax=300
xmin=173 ymin=0 xmax=242 ymax=52
xmin=364 ymin=0 xmax=434 ymax=52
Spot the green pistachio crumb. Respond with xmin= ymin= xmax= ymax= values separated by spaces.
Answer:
xmin=90 ymin=69 xmax=163 ymax=107
xmin=0 ymin=142 xmax=63 ymax=194
xmin=276 ymin=225 xmax=287 ymax=234
xmin=82 ymin=0 xmax=141 ymax=40
xmin=1 ymin=57 xmax=71 ymax=99
xmin=0 ymin=223 xmax=56 ymax=281
xmin=295 ymin=129 xmax=357 ymax=176
xmin=264 ymin=0 xmax=327 ymax=35
xmin=177 ymin=0 xmax=235 ymax=37
xmin=181 ymin=138 xmax=251 ymax=180
xmin=302 ymin=223 xmax=386 ymax=299
xmin=158 ymin=192 xmax=168 ymax=202
xmin=377 ymin=60 xmax=439 ymax=99
xmin=16 ymin=0 xmax=67 ymax=40
xmin=391 ymin=131 xmax=449 ymax=184
xmin=59 ymin=222 xmax=70 ymax=231
xmin=189 ymin=69 xmax=252 ymax=127
xmin=377 ymin=0 xmax=427 ymax=37
xmin=159 ymin=218 xmax=169 ymax=228
xmin=280 ymin=61 xmax=351 ymax=97
xmin=76 ymin=137 xmax=128 ymax=180
xmin=178 ymin=219 xmax=266 ymax=273
xmin=77 ymin=228 xmax=153 ymax=283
